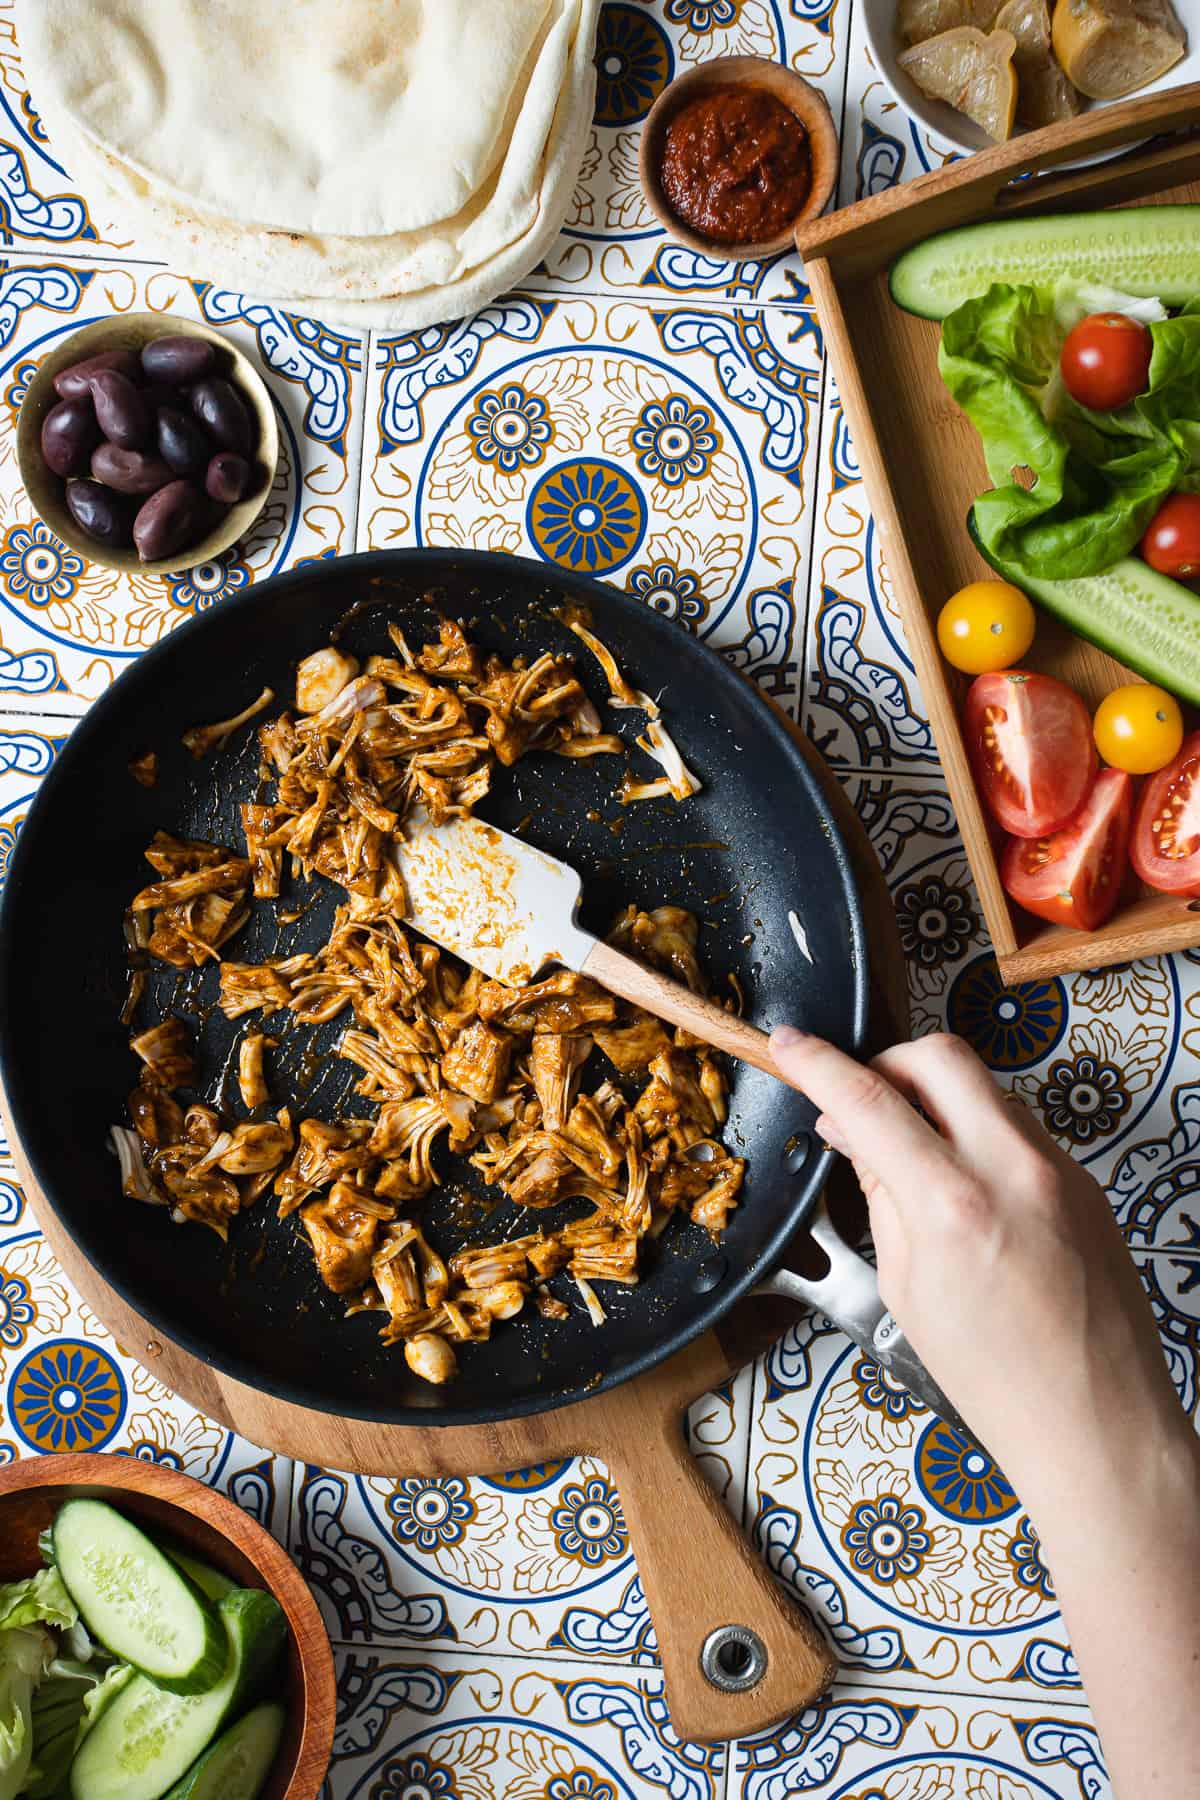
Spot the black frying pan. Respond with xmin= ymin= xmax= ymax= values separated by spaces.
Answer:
xmin=0 ymin=549 xmax=870 ymax=1427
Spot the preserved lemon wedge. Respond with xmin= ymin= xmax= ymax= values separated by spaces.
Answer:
xmin=898 ymin=26 xmax=1019 ymax=139
xmin=996 ymin=0 xmax=1082 ymax=124
xmin=898 ymin=0 xmax=1004 ymax=46
xmin=1051 ymin=0 xmax=1186 ymax=99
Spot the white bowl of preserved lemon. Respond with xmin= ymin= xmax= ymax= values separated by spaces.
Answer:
xmin=862 ymin=0 xmax=1195 ymax=157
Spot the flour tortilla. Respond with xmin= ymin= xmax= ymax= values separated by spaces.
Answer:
xmin=55 ymin=41 xmax=594 ymax=331
xmin=22 ymin=0 xmax=559 ymax=239
xmin=21 ymin=0 xmax=597 ymax=325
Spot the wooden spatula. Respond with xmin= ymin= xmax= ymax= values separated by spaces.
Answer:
xmin=394 ymin=807 xmax=796 ymax=1081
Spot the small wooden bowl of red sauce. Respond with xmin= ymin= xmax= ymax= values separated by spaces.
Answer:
xmin=639 ymin=57 xmax=839 ymax=263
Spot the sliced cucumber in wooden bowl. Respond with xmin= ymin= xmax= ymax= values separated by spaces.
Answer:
xmin=53 ymin=1500 xmax=226 ymax=1695
xmin=162 ymin=1701 xmax=286 ymax=1800
xmin=68 ymin=1588 xmax=286 ymax=1800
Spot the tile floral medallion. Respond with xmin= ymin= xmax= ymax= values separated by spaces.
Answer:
xmin=0 ymin=4 xmax=1197 ymax=1799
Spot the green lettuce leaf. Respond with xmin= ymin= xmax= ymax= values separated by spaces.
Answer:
xmin=25 ymin=1658 xmax=130 ymax=1799
xmin=0 ymin=1627 xmax=50 ymax=1800
xmin=0 ymin=1573 xmax=74 ymax=1638
xmin=939 ymin=281 xmax=1200 ymax=580
xmin=0 ymin=1568 xmax=81 ymax=1800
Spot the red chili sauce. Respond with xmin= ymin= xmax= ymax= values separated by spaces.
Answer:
xmin=659 ymin=87 xmax=812 ymax=245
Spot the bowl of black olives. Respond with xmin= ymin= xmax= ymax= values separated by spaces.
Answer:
xmin=17 ymin=314 xmax=278 ymax=575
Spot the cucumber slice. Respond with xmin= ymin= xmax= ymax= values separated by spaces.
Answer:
xmin=54 ymin=1501 xmax=225 ymax=1695
xmin=890 ymin=207 xmax=1200 ymax=319
xmin=968 ymin=509 xmax=1200 ymax=706
xmin=162 ymin=1702 xmax=285 ymax=1800
xmin=160 ymin=1548 xmax=236 ymax=1605
xmin=68 ymin=1589 xmax=285 ymax=1800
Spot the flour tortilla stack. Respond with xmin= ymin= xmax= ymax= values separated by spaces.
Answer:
xmin=20 ymin=0 xmax=599 ymax=328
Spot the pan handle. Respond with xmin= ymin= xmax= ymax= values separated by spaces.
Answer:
xmin=758 ymin=1195 xmax=987 ymax=1454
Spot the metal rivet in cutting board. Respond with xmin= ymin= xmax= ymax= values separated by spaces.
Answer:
xmin=700 ymin=1624 xmax=767 ymax=1692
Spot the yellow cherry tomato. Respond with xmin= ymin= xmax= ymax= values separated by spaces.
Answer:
xmin=1093 ymin=683 xmax=1183 ymax=775
xmin=936 ymin=580 xmax=1036 ymax=675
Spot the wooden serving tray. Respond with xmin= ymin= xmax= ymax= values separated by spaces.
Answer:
xmin=797 ymin=83 xmax=1200 ymax=982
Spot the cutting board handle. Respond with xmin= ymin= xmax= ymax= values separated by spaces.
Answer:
xmin=601 ymin=1375 xmax=834 ymax=1744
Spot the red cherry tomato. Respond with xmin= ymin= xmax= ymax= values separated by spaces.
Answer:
xmin=1002 ymin=768 xmax=1132 ymax=932
xmin=1140 ymin=492 xmax=1200 ymax=580
xmin=965 ymin=669 xmax=1096 ymax=839
xmin=1060 ymin=312 xmax=1152 ymax=412
xmin=1131 ymin=730 xmax=1200 ymax=895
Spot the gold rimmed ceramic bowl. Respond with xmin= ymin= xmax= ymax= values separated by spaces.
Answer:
xmin=17 ymin=313 xmax=278 ymax=577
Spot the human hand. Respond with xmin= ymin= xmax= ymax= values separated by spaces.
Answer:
xmin=769 ymin=1026 xmax=1193 ymax=1524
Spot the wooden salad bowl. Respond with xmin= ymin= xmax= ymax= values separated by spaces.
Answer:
xmin=0 ymin=1453 xmax=334 ymax=1799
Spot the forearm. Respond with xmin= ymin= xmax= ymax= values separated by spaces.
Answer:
xmin=1023 ymin=1419 xmax=1200 ymax=1798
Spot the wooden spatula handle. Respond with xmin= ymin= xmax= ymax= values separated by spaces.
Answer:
xmin=583 ymin=939 xmax=797 ymax=1084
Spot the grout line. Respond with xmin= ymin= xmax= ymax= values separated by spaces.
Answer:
xmin=734 ymin=1361 xmax=755 ymax=1539
xmin=325 ymin=1636 xmax=661 ymax=1677
xmin=828 ymin=761 xmax=944 ymax=782
xmin=795 ymin=355 xmax=832 ymax=711
xmin=720 ymin=1738 xmax=739 ymax=1798
xmin=0 ymin=701 xmax=88 ymax=721
xmin=0 ymin=244 xmax=820 ymax=328
xmin=832 ymin=1667 xmax=1096 ymax=1712
xmin=519 ymin=280 xmax=816 ymax=318
xmin=800 ymin=0 xmax=863 ymax=714
xmin=283 ymin=1457 xmax=302 ymax=1557
xmin=340 ymin=330 xmax=371 ymax=555
xmin=829 ymin=0 xmax=859 ymax=216
xmin=0 ymin=242 xmax=168 ymax=270
xmin=354 ymin=334 xmax=381 ymax=553
xmin=319 ymin=1629 xmax=1098 ymax=1719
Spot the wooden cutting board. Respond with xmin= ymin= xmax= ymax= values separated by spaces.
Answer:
xmin=2 ymin=715 xmax=907 ymax=1744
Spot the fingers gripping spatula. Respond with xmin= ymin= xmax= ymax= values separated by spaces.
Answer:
xmin=395 ymin=805 xmax=794 ymax=1081
xmin=395 ymin=805 xmax=982 ymax=1449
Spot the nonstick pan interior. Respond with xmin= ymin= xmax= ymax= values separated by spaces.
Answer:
xmin=0 ymin=550 xmax=868 ymax=1424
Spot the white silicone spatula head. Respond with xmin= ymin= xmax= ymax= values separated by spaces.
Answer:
xmin=394 ymin=807 xmax=596 ymax=985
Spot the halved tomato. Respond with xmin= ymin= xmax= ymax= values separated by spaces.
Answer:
xmin=1002 ymin=769 xmax=1132 ymax=931
xmin=1131 ymin=730 xmax=1200 ymax=896
xmin=964 ymin=669 xmax=1096 ymax=838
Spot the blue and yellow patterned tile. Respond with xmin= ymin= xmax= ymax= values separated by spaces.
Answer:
xmin=687 ymin=1361 xmax=754 ymax=1530
xmin=292 ymin=1360 xmax=750 ymax=1670
xmin=323 ymin=1645 xmax=726 ymax=1799
xmin=727 ymin=1688 xmax=1108 ymax=1798
xmin=359 ymin=294 xmax=821 ymax=712
xmin=0 ymin=1193 xmax=294 ymax=1534
xmin=292 ymin=1456 xmax=654 ymax=1663
xmin=0 ymin=708 xmax=71 ymax=926
xmin=742 ymin=1232 xmax=1199 ymax=1706
xmin=0 ymin=251 xmax=365 ymax=703
xmin=0 ymin=0 xmax=144 ymax=261
xmin=528 ymin=0 xmax=851 ymax=309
